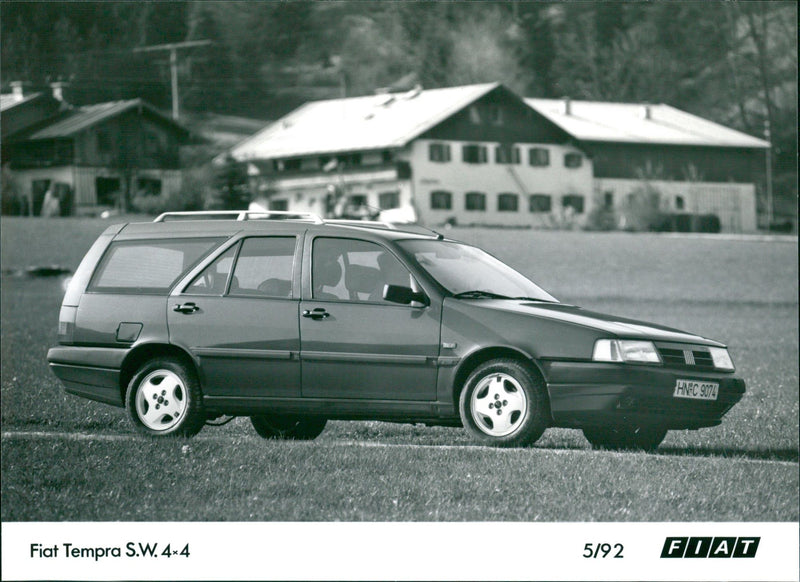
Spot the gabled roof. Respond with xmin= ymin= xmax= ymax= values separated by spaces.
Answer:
xmin=229 ymin=83 xmax=500 ymax=161
xmin=525 ymin=99 xmax=769 ymax=149
xmin=17 ymin=98 xmax=189 ymax=140
xmin=0 ymin=91 xmax=45 ymax=111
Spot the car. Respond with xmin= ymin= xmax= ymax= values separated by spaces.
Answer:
xmin=47 ymin=210 xmax=745 ymax=449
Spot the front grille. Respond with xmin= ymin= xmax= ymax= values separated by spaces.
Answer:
xmin=656 ymin=344 xmax=716 ymax=370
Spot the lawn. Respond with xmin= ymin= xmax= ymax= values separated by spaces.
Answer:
xmin=1 ymin=217 xmax=797 ymax=521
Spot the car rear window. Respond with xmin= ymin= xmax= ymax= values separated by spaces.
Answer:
xmin=89 ymin=238 xmax=223 ymax=294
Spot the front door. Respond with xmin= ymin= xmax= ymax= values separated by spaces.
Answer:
xmin=168 ymin=236 xmax=301 ymax=399
xmin=300 ymin=236 xmax=440 ymax=401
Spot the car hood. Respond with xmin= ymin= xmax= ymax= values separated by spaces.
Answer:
xmin=463 ymin=299 xmax=724 ymax=346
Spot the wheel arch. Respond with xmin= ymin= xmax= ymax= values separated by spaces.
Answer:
xmin=119 ymin=343 xmax=199 ymax=402
xmin=451 ymin=346 xmax=552 ymax=421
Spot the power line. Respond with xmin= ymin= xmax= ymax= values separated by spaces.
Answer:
xmin=133 ymin=40 xmax=212 ymax=119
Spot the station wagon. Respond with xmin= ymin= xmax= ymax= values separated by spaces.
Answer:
xmin=47 ymin=211 xmax=745 ymax=449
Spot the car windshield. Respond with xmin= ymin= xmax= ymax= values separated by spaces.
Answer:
xmin=397 ymin=240 xmax=557 ymax=302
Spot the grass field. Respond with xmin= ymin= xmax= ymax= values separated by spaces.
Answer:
xmin=1 ymin=217 xmax=797 ymax=521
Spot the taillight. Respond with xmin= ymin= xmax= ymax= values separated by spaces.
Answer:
xmin=58 ymin=306 xmax=77 ymax=345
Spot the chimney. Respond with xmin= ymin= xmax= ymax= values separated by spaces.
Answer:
xmin=640 ymin=104 xmax=652 ymax=120
xmin=10 ymin=81 xmax=24 ymax=102
xmin=560 ymin=97 xmax=572 ymax=116
xmin=50 ymin=81 xmax=67 ymax=102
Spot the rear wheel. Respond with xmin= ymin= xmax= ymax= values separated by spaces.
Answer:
xmin=582 ymin=425 xmax=667 ymax=451
xmin=459 ymin=359 xmax=549 ymax=447
xmin=250 ymin=415 xmax=327 ymax=440
xmin=125 ymin=358 xmax=205 ymax=437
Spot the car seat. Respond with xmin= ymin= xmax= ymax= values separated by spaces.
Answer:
xmin=313 ymin=258 xmax=343 ymax=300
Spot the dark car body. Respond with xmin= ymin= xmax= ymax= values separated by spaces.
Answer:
xmin=48 ymin=212 xmax=745 ymax=447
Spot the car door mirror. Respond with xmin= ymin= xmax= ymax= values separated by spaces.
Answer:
xmin=383 ymin=284 xmax=429 ymax=306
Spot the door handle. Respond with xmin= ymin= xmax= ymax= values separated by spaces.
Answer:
xmin=302 ymin=308 xmax=330 ymax=320
xmin=173 ymin=302 xmax=199 ymax=314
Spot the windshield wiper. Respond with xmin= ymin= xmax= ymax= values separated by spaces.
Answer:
xmin=453 ymin=290 xmax=514 ymax=300
xmin=513 ymin=296 xmax=558 ymax=303
xmin=454 ymin=290 xmax=558 ymax=302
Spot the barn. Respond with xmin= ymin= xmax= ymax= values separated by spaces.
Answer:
xmin=2 ymin=86 xmax=189 ymax=215
xmin=526 ymin=99 xmax=769 ymax=232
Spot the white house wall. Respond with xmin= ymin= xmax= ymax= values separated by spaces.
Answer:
xmin=595 ymin=178 xmax=757 ymax=232
xmin=410 ymin=139 xmax=594 ymax=228
xmin=257 ymin=168 xmax=412 ymax=218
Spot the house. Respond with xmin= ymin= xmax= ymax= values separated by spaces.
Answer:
xmin=222 ymin=83 xmax=769 ymax=232
xmin=226 ymin=83 xmax=590 ymax=227
xmin=1 ymin=82 xmax=63 ymax=140
xmin=2 ymin=84 xmax=190 ymax=215
xmin=526 ymin=99 xmax=769 ymax=232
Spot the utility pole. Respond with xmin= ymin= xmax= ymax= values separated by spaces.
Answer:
xmin=764 ymin=119 xmax=773 ymax=230
xmin=133 ymin=40 xmax=212 ymax=119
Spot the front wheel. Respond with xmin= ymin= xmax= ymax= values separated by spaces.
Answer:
xmin=125 ymin=358 xmax=205 ymax=437
xmin=250 ymin=415 xmax=327 ymax=440
xmin=459 ymin=359 xmax=549 ymax=447
xmin=582 ymin=426 xmax=667 ymax=451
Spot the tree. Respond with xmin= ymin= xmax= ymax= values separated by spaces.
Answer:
xmin=210 ymin=155 xmax=249 ymax=210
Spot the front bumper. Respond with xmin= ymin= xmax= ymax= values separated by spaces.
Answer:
xmin=542 ymin=361 xmax=745 ymax=430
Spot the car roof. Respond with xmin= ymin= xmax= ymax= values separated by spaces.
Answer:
xmin=112 ymin=213 xmax=446 ymax=243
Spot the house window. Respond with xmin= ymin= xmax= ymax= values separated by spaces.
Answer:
xmin=348 ymin=194 xmax=368 ymax=207
xmin=95 ymin=177 xmax=121 ymax=206
xmin=430 ymin=190 xmax=452 ymax=210
xmin=144 ymin=130 xmax=161 ymax=156
xmin=495 ymin=144 xmax=520 ymax=165
xmin=529 ymin=194 xmax=552 ymax=213
xmin=96 ymin=128 xmax=112 ymax=153
xmin=465 ymin=192 xmax=486 ymax=211
xmin=462 ymin=144 xmax=488 ymax=164
xmin=282 ymin=158 xmax=301 ymax=171
xmin=379 ymin=191 xmax=400 ymax=210
xmin=137 ymin=177 xmax=162 ymax=197
xmin=603 ymin=191 xmax=614 ymax=209
xmin=675 ymin=195 xmax=685 ymax=210
xmin=564 ymin=152 xmax=583 ymax=168
xmin=428 ymin=143 xmax=451 ymax=163
xmin=336 ymin=153 xmax=362 ymax=167
xmin=562 ymin=195 xmax=585 ymax=214
xmin=469 ymin=106 xmax=481 ymax=124
xmin=528 ymin=148 xmax=550 ymax=167
xmin=498 ymin=193 xmax=519 ymax=212
xmin=488 ymin=104 xmax=503 ymax=125
xmin=270 ymin=199 xmax=288 ymax=211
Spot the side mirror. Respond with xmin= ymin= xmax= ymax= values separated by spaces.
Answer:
xmin=383 ymin=284 xmax=429 ymax=306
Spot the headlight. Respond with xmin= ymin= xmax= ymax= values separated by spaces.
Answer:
xmin=708 ymin=347 xmax=735 ymax=371
xmin=593 ymin=339 xmax=661 ymax=364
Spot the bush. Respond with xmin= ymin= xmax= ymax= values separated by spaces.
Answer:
xmin=585 ymin=204 xmax=618 ymax=231
xmin=130 ymin=168 xmax=210 ymax=216
xmin=620 ymin=185 xmax=662 ymax=231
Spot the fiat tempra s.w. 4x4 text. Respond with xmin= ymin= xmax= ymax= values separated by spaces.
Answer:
xmin=48 ymin=211 xmax=745 ymax=449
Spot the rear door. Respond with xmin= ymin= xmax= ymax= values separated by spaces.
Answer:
xmin=299 ymin=235 xmax=440 ymax=401
xmin=168 ymin=235 xmax=302 ymax=400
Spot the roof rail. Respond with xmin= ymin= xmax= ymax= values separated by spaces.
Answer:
xmin=153 ymin=210 xmax=324 ymax=223
xmin=325 ymin=219 xmax=397 ymax=230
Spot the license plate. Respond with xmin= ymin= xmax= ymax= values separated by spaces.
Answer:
xmin=674 ymin=379 xmax=719 ymax=401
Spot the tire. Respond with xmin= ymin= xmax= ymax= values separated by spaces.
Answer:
xmin=459 ymin=359 xmax=549 ymax=447
xmin=582 ymin=425 xmax=667 ymax=451
xmin=125 ymin=358 xmax=205 ymax=437
xmin=250 ymin=414 xmax=327 ymax=440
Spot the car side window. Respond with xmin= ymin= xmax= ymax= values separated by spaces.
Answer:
xmin=185 ymin=245 xmax=237 ymax=295
xmin=312 ymin=238 xmax=413 ymax=303
xmin=229 ymin=237 xmax=296 ymax=298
